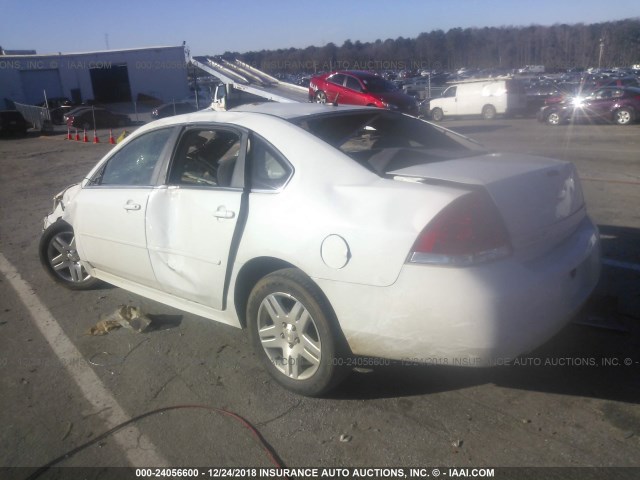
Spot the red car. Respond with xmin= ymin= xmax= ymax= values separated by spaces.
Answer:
xmin=309 ymin=70 xmax=418 ymax=115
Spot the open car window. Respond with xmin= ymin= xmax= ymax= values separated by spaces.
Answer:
xmin=168 ymin=128 xmax=242 ymax=188
xmin=291 ymin=111 xmax=485 ymax=176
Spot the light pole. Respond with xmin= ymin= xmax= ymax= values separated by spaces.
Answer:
xmin=598 ymin=37 xmax=605 ymax=70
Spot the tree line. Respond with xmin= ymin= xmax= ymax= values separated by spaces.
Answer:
xmin=222 ymin=18 xmax=640 ymax=74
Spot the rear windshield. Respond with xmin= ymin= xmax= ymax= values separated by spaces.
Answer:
xmin=360 ymin=76 xmax=398 ymax=93
xmin=291 ymin=111 xmax=485 ymax=176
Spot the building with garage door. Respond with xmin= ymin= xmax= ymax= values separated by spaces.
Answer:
xmin=0 ymin=45 xmax=190 ymax=108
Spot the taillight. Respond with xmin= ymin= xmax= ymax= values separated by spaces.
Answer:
xmin=408 ymin=190 xmax=512 ymax=266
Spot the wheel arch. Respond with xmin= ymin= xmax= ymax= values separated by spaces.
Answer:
xmin=481 ymin=103 xmax=497 ymax=118
xmin=233 ymin=257 xmax=351 ymax=353
xmin=233 ymin=256 xmax=298 ymax=328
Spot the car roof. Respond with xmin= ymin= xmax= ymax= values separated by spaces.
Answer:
xmin=127 ymin=103 xmax=379 ymax=139
xmin=230 ymin=102 xmax=373 ymax=119
xmin=332 ymin=70 xmax=380 ymax=80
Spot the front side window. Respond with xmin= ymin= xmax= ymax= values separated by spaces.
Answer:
xmin=95 ymin=128 xmax=173 ymax=186
xmin=168 ymin=128 xmax=241 ymax=188
xmin=328 ymin=74 xmax=346 ymax=86
xmin=443 ymin=86 xmax=457 ymax=98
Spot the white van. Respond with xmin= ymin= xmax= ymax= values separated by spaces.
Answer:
xmin=429 ymin=79 xmax=527 ymax=121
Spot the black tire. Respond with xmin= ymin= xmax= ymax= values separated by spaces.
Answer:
xmin=482 ymin=104 xmax=497 ymax=120
xmin=314 ymin=91 xmax=327 ymax=104
xmin=614 ymin=107 xmax=634 ymax=125
xmin=430 ymin=107 xmax=444 ymax=121
xmin=247 ymin=268 xmax=349 ymax=396
xmin=39 ymin=221 xmax=100 ymax=290
xmin=545 ymin=110 xmax=563 ymax=126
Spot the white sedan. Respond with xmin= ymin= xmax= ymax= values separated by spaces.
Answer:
xmin=40 ymin=103 xmax=601 ymax=396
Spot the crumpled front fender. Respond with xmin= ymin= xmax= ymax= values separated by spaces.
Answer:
xmin=43 ymin=183 xmax=82 ymax=230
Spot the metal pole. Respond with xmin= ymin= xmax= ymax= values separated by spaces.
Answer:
xmin=193 ymin=62 xmax=199 ymax=109
xmin=91 ymin=105 xmax=96 ymax=131
xmin=598 ymin=38 xmax=605 ymax=70
xmin=173 ymin=99 xmax=176 ymax=116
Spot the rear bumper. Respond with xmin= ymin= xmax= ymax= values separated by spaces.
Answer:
xmin=316 ymin=215 xmax=600 ymax=365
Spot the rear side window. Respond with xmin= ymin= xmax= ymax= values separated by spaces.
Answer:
xmin=249 ymin=135 xmax=292 ymax=191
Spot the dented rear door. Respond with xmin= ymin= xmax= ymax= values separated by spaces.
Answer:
xmin=146 ymin=126 xmax=247 ymax=310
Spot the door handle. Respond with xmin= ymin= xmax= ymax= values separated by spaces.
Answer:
xmin=213 ymin=206 xmax=235 ymax=219
xmin=123 ymin=202 xmax=141 ymax=211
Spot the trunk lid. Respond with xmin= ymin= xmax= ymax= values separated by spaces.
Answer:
xmin=389 ymin=153 xmax=586 ymax=260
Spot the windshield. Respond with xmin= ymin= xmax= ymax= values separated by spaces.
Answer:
xmin=291 ymin=111 xmax=485 ymax=176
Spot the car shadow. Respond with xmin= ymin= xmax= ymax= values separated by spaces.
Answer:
xmin=330 ymin=224 xmax=640 ymax=404
xmin=146 ymin=313 xmax=183 ymax=332
xmin=599 ymin=224 xmax=640 ymax=264
xmin=331 ymin=318 xmax=639 ymax=403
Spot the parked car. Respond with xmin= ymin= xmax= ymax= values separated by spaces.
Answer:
xmin=49 ymin=105 xmax=75 ymax=125
xmin=39 ymin=103 xmax=600 ymax=396
xmin=309 ymin=70 xmax=418 ymax=115
xmin=538 ymin=86 xmax=640 ymax=125
xmin=65 ymin=107 xmax=130 ymax=129
xmin=429 ymin=79 xmax=527 ymax=120
xmin=151 ymin=102 xmax=198 ymax=119
xmin=0 ymin=110 xmax=30 ymax=136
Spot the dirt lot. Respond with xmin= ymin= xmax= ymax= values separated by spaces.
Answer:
xmin=0 ymin=118 xmax=639 ymax=477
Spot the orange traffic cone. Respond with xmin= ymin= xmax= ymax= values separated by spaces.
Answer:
xmin=83 ymin=129 xmax=88 ymax=143
xmin=75 ymin=129 xmax=80 ymax=141
xmin=108 ymin=129 xmax=116 ymax=144
xmin=93 ymin=130 xmax=100 ymax=143
xmin=66 ymin=127 xmax=72 ymax=140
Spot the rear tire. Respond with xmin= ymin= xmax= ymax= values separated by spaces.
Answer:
xmin=247 ymin=268 xmax=349 ymax=396
xmin=430 ymin=107 xmax=444 ymax=121
xmin=482 ymin=104 xmax=497 ymax=120
xmin=614 ymin=107 xmax=634 ymax=125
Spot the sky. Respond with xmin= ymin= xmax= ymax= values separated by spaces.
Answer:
xmin=1 ymin=0 xmax=639 ymax=56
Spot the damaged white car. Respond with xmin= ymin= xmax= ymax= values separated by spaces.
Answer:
xmin=40 ymin=103 xmax=601 ymax=396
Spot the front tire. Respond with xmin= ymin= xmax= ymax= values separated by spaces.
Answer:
xmin=545 ymin=110 xmax=562 ymax=126
xmin=39 ymin=221 xmax=100 ymax=290
xmin=247 ymin=268 xmax=348 ymax=396
xmin=314 ymin=91 xmax=327 ymax=104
